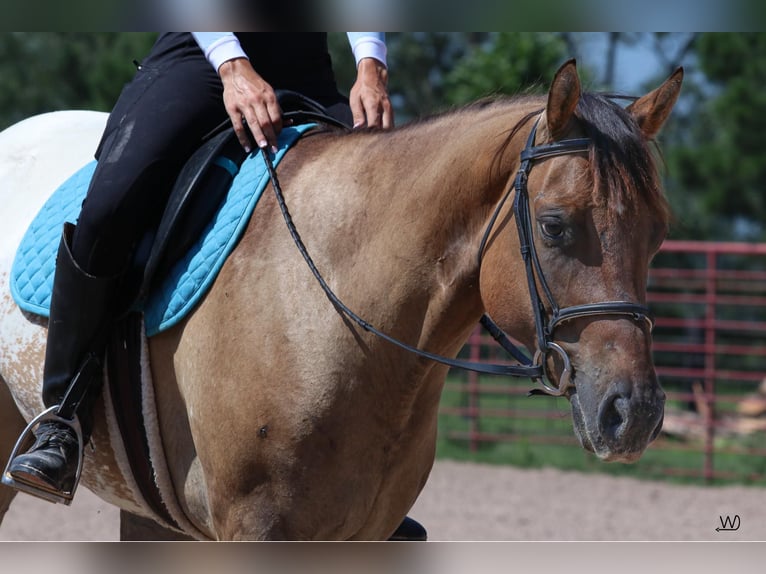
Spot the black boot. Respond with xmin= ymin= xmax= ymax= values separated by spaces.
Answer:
xmin=4 ymin=418 xmax=82 ymax=499
xmin=388 ymin=516 xmax=428 ymax=541
xmin=2 ymin=223 xmax=119 ymax=504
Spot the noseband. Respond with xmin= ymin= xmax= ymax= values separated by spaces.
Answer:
xmin=478 ymin=118 xmax=654 ymax=396
xmin=265 ymin=115 xmax=653 ymax=398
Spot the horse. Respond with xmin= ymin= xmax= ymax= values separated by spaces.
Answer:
xmin=0 ymin=60 xmax=682 ymax=540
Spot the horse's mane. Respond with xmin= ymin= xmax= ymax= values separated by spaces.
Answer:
xmin=395 ymin=93 xmax=542 ymax=131
xmin=338 ymin=90 xmax=670 ymax=230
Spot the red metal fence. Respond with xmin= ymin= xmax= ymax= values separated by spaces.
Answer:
xmin=441 ymin=240 xmax=766 ymax=484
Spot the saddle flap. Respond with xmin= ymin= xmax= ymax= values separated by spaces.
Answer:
xmin=133 ymin=90 xmax=349 ymax=308
xmin=134 ymin=128 xmax=246 ymax=305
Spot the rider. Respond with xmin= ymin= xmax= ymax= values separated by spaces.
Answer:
xmin=4 ymin=33 xmax=393 ymax=504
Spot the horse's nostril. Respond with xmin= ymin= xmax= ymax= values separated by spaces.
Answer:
xmin=600 ymin=394 xmax=630 ymax=442
xmin=598 ymin=384 xmax=665 ymax=451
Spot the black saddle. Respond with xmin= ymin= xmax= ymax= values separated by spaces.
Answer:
xmin=125 ymin=90 xmax=349 ymax=311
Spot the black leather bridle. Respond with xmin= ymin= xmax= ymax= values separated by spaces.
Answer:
xmin=263 ymin=114 xmax=654 ymax=397
xmin=478 ymin=118 xmax=654 ymax=396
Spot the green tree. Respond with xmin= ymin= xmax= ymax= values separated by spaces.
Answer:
xmin=0 ymin=33 xmax=156 ymax=130
xmin=663 ymin=33 xmax=766 ymax=241
xmin=331 ymin=33 xmax=571 ymax=122
xmin=441 ymin=32 xmax=570 ymax=105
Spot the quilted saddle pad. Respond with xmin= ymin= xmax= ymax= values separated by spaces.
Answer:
xmin=10 ymin=124 xmax=314 ymax=336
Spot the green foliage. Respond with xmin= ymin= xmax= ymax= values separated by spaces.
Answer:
xmin=441 ymin=33 xmax=569 ymax=105
xmin=387 ymin=32 xmax=468 ymax=119
xmin=386 ymin=32 xmax=571 ymax=119
xmin=664 ymin=33 xmax=766 ymax=241
xmin=0 ymin=33 xmax=156 ymax=131
xmin=331 ymin=33 xmax=571 ymax=121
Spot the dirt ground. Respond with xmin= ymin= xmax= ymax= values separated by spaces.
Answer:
xmin=1 ymin=459 xmax=764 ymax=541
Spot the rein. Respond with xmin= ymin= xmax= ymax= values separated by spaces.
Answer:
xmin=262 ymin=116 xmax=653 ymax=397
xmin=260 ymin=145 xmax=539 ymax=380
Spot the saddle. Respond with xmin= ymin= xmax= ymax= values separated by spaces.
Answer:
xmin=129 ymin=90 xmax=349 ymax=310
xmin=107 ymin=91 xmax=348 ymax=531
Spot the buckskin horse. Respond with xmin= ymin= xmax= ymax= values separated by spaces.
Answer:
xmin=0 ymin=61 xmax=682 ymax=540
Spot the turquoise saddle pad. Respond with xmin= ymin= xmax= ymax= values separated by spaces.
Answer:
xmin=10 ymin=124 xmax=314 ymax=336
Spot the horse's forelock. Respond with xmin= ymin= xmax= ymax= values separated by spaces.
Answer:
xmin=483 ymin=92 xmax=670 ymax=229
xmin=575 ymin=93 xmax=670 ymax=228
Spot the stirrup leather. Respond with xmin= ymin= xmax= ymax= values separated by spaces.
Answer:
xmin=2 ymin=406 xmax=85 ymax=505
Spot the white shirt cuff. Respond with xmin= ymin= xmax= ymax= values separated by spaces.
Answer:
xmin=346 ymin=34 xmax=387 ymax=68
xmin=195 ymin=34 xmax=249 ymax=73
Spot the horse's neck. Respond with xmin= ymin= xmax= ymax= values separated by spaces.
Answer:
xmin=379 ymin=103 xmax=532 ymax=243
xmin=335 ymin=105 xmax=531 ymax=360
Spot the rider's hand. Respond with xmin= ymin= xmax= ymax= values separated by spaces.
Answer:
xmin=349 ymin=58 xmax=394 ymax=130
xmin=219 ymin=58 xmax=282 ymax=153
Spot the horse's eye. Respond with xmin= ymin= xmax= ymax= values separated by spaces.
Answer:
xmin=540 ymin=220 xmax=564 ymax=239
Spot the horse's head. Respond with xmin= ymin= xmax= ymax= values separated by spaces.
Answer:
xmin=480 ymin=60 xmax=683 ymax=462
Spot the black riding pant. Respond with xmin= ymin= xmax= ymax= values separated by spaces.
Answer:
xmin=72 ymin=32 xmax=350 ymax=276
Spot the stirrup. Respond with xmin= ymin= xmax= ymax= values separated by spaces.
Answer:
xmin=1 ymin=406 xmax=84 ymax=505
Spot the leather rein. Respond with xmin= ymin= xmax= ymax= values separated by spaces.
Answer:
xmin=261 ymin=114 xmax=653 ymax=397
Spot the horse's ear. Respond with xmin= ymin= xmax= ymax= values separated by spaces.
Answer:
xmin=546 ymin=59 xmax=581 ymax=140
xmin=626 ymin=67 xmax=684 ymax=139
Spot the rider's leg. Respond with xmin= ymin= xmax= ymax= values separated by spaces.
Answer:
xmin=4 ymin=223 xmax=119 ymax=500
xmin=4 ymin=34 xmax=226 ymax=503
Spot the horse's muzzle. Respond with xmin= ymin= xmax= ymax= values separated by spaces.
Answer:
xmin=597 ymin=381 xmax=665 ymax=461
xmin=570 ymin=379 xmax=666 ymax=462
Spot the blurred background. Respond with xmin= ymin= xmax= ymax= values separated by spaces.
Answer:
xmin=2 ymin=32 xmax=764 ymax=243
xmin=1 ymin=32 xmax=765 ymax=488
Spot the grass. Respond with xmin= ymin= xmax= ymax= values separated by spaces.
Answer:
xmin=435 ymin=374 xmax=766 ymax=487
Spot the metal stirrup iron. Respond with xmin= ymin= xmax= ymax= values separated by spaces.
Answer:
xmin=1 ymin=354 xmax=100 ymax=504
xmin=2 ymin=407 xmax=84 ymax=505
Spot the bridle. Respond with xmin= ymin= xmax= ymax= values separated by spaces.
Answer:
xmin=263 ymin=113 xmax=653 ymax=398
xmin=477 ymin=117 xmax=654 ymax=396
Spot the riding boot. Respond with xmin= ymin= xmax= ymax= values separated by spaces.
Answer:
xmin=3 ymin=222 xmax=119 ymax=504
xmin=388 ymin=516 xmax=428 ymax=541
